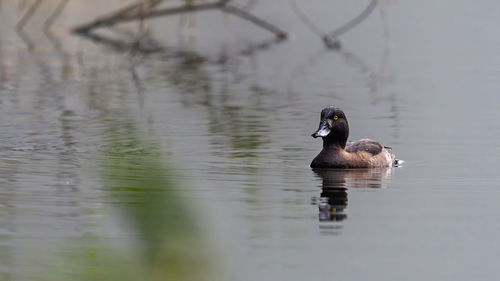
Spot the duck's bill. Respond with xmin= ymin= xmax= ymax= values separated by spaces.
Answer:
xmin=311 ymin=121 xmax=330 ymax=138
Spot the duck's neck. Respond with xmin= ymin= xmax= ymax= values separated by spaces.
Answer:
xmin=322 ymin=137 xmax=347 ymax=150
xmin=320 ymin=120 xmax=349 ymax=150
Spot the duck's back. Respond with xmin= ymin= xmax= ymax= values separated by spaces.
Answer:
xmin=346 ymin=139 xmax=383 ymax=155
xmin=346 ymin=139 xmax=395 ymax=167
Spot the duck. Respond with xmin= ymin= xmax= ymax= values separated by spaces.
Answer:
xmin=310 ymin=106 xmax=397 ymax=168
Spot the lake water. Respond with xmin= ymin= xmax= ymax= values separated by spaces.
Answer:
xmin=1 ymin=1 xmax=500 ymax=280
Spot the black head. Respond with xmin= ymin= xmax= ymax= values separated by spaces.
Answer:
xmin=311 ymin=106 xmax=349 ymax=148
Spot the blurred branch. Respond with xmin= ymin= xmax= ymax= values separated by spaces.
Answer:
xmin=242 ymin=0 xmax=258 ymax=10
xmin=289 ymin=0 xmax=325 ymax=37
xmin=73 ymin=1 xmax=287 ymax=39
xmin=43 ymin=0 xmax=69 ymax=32
xmin=325 ymin=0 xmax=378 ymax=40
xmin=15 ymin=0 xmax=41 ymax=51
xmin=43 ymin=0 xmax=69 ymax=51
xmin=73 ymin=2 xmax=221 ymax=33
xmin=290 ymin=0 xmax=378 ymax=49
xmin=221 ymin=4 xmax=287 ymax=39
xmin=16 ymin=0 xmax=41 ymax=31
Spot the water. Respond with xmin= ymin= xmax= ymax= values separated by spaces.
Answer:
xmin=1 ymin=0 xmax=500 ymax=280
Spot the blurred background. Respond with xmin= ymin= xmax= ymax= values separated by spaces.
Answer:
xmin=1 ymin=0 xmax=500 ymax=280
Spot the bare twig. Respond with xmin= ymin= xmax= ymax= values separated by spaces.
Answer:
xmin=289 ymin=0 xmax=325 ymax=37
xmin=242 ymin=0 xmax=258 ymax=10
xmin=73 ymin=2 xmax=222 ymax=34
xmin=43 ymin=0 xmax=69 ymax=51
xmin=74 ymin=0 xmax=163 ymax=33
xmin=16 ymin=0 xmax=42 ymax=31
xmin=43 ymin=0 xmax=69 ymax=31
xmin=326 ymin=0 xmax=378 ymax=39
xmin=290 ymin=0 xmax=378 ymax=49
xmin=16 ymin=0 xmax=42 ymax=51
xmin=102 ymin=0 xmax=164 ymax=21
xmin=222 ymin=4 xmax=287 ymax=38
xmin=137 ymin=0 xmax=164 ymax=36
xmin=73 ymin=1 xmax=287 ymax=39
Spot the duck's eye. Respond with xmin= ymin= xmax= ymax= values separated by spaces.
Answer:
xmin=333 ymin=115 xmax=339 ymax=121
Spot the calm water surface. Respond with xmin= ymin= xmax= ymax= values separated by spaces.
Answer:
xmin=1 ymin=1 xmax=500 ymax=280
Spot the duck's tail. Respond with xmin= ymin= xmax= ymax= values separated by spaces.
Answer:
xmin=393 ymin=158 xmax=404 ymax=166
xmin=385 ymin=146 xmax=403 ymax=167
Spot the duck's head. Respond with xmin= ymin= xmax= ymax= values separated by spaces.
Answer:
xmin=311 ymin=106 xmax=349 ymax=147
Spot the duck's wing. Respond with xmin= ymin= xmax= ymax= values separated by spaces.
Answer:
xmin=345 ymin=139 xmax=383 ymax=156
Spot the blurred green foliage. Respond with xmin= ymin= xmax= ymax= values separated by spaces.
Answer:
xmin=43 ymin=120 xmax=218 ymax=281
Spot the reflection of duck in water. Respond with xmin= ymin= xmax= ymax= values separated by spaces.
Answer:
xmin=312 ymin=168 xmax=392 ymax=234
xmin=311 ymin=106 xmax=398 ymax=168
